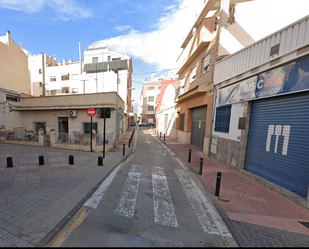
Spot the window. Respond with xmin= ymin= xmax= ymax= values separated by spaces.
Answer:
xmin=108 ymin=56 xmax=111 ymax=61
xmin=35 ymin=122 xmax=46 ymax=134
xmin=84 ymin=123 xmax=97 ymax=134
xmin=92 ymin=57 xmax=98 ymax=63
xmin=179 ymin=113 xmax=185 ymax=131
xmin=270 ymin=43 xmax=280 ymax=56
xmin=158 ymin=86 xmax=161 ymax=90
xmin=50 ymin=76 xmax=56 ymax=82
xmin=62 ymin=87 xmax=70 ymax=93
xmin=148 ymin=96 xmax=154 ymax=102
xmin=214 ymin=105 xmax=231 ymax=133
xmin=50 ymin=90 xmax=57 ymax=95
xmin=112 ymin=58 xmax=120 ymax=61
xmin=148 ymin=106 xmax=154 ymax=111
xmin=148 ymin=87 xmax=154 ymax=90
xmin=191 ymin=66 xmax=196 ymax=82
xmin=72 ymin=74 xmax=78 ymax=80
xmin=202 ymin=54 xmax=210 ymax=74
xmin=61 ymin=74 xmax=69 ymax=81
xmin=39 ymin=69 xmax=42 ymax=74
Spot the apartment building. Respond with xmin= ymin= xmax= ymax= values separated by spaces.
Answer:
xmin=139 ymin=79 xmax=162 ymax=124
xmin=1 ymin=32 xmax=130 ymax=148
xmin=0 ymin=30 xmax=30 ymax=94
xmin=28 ymin=45 xmax=133 ymax=115
xmin=155 ymin=79 xmax=180 ymax=137
xmin=173 ymin=0 xmax=301 ymax=156
xmin=212 ymin=15 xmax=309 ymax=208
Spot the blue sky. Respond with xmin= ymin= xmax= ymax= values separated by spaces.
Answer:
xmin=0 ymin=0 xmax=204 ymax=103
xmin=0 ymin=0 xmax=309 ymax=105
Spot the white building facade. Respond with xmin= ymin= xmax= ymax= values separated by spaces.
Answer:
xmin=28 ymin=45 xmax=133 ymax=115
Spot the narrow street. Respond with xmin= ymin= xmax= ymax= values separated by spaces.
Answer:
xmin=50 ymin=127 xmax=237 ymax=247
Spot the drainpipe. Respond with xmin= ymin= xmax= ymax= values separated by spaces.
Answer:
xmin=41 ymin=52 xmax=45 ymax=96
xmin=79 ymin=42 xmax=82 ymax=74
xmin=209 ymin=87 xmax=217 ymax=156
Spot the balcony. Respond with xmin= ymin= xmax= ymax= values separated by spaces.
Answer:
xmin=177 ymin=17 xmax=216 ymax=75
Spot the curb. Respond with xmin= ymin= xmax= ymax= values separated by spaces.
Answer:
xmin=154 ymin=133 xmax=243 ymax=247
xmin=36 ymin=129 xmax=136 ymax=247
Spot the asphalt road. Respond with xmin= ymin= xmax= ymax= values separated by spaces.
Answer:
xmin=49 ymin=128 xmax=237 ymax=247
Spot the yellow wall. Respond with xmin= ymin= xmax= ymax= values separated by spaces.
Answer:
xmin=0 ymin=31 xmax=30 ymax=94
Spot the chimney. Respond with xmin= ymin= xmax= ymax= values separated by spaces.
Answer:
xmin=63 ymin=58 xmax=66 ymax=65
xmin=69 ymin=59 xmax=73 ymax=63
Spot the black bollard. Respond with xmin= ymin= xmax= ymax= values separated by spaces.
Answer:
xmin=129 ymin=138 xmax=131 ymax=148
xmin=188 ymin=149 xmax=191 ymax=163
xmin=98 ymin=156 xmax=103 ymax=166
xmin=69 ymin=155 xmax=74 ymax=165
xmin=123 ymin=144 xmax=125 ymax=156
xmin=39 ymin=155 xmax=44 ymax=165
xmin=7 ymin=157 xmax=13 ymax=168
xmin=199 ymin=158 xmax=203 ymax=175
xmin=164 ymin=134 xmax=165 ymax=141
xmin=215 ymin=172 xmax=222 ymax=196
xmin=160 ymin=132 xmax=161 ymax=138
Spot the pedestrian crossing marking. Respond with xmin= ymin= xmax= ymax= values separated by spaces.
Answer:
xmin=114 ymin=164 xmax=142 ymax=218
xmin=152 ymin=166 xmax=179 ymax=227
xmin=175 ymin=169 xmax=232 ymax=237
xmin=84 ymin=163 xmax=123 ymax=209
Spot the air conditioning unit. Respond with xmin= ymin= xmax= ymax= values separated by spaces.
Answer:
xmin=68 ymin=110 xmax=77 ymax=117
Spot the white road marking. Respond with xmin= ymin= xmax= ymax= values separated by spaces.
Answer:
xmin=156 ymin=145 xmax=167 ymax=156
xmin=152 ymin=166 xmax=179 ymax=227
xmin=83 ymin=163 xmax=123 ymax=209
xmin=145 ymin=138 xmax=151 ymax=144
xmin=114 ymin=164 xmax=142 ymax=218
xmin=175 ymin=169 xmax=232 ymax=237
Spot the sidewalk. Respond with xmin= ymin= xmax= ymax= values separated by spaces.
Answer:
xmin=0 ymin=127 xmax=135 ymax=247
xmin=156 ymin=130 xmax=309 ymax=247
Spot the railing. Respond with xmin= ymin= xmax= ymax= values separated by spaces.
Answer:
xmin=1 ymin=130 xmax=39 ymax=142
xmin=0 ymin=129 xmax=116 ymax=152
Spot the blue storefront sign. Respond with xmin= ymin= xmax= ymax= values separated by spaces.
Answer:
xmin=218 ymin=56 xmax=309 ymax=105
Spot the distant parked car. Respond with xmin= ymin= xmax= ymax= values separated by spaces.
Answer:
xmin=130 ymin=121 xmax=136 ymax=126
xmin=139 ymin=122 xmax=154 ymax=127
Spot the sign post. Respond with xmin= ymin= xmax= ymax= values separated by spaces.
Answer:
xmin=87 ymin=108 xmax=96 ymax=152
xmin=101 ymin=108 xmax=111 ymax=161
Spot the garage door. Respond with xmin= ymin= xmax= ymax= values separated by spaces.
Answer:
xmin=245 ymin=91 xmax=309 ymax=198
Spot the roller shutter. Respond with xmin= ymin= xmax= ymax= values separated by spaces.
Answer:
xmin=244 ymin=91 xmax=309 ymax=198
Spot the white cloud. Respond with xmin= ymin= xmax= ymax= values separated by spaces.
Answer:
xmin=114 ymin=25 xmax=132 ymax=33
xmin=89 ymin=0 xmax=309 ymax=74
xmin=0 ymin=0 xmax=92 ymax=19
xmin=90 ymin=0 xmax=204 ymax=71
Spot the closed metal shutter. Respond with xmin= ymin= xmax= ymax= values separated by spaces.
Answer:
xmin=191 ymin=106 xmax=207 ymax=150
xmin=245 ymin=91 xmax=309 ymax=198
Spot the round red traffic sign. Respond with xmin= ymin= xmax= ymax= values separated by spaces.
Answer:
xmin=87 ymin=108 xmax=96 ymax=117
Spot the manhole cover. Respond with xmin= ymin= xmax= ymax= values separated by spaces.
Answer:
xmin=299 ymin=221 xmax=309 ymax=229
xmin=217 ymin=197 xmax=230 ymax=202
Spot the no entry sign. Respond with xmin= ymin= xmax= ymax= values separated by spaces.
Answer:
xmin=87 ymin=108 xmax=96 ymax=117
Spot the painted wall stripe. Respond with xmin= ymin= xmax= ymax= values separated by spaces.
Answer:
xmin=114 ymin=164 xmax=142 ymax=218
xmin=152 ymin=166 xmax=179 ymax=227
xmin=175 ymin=169 xmax=232 ymax=237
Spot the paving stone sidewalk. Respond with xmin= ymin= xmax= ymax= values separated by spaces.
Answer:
xmin=0 ymin=128 xmax=135 ymax=247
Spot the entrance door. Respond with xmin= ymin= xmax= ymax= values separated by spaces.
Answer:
xmin=58 ymin=117 xmax=68 ymax=142
xmin=191 ymin=106 xmax=207 ymax=150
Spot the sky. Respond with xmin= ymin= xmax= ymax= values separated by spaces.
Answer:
xmin=0 ymin=0 xmax=309 ymax=107
xmin=0 ymin=0 xmax=204 ymax=105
